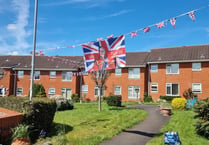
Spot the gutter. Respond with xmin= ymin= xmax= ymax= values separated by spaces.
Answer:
xmin=147 ymin=59 xmax=209 ymax=64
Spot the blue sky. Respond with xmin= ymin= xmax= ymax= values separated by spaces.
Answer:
xmin=0 ymin=0 xmax=209 ymax=56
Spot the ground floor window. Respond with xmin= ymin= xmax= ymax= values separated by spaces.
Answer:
xmin=192 ymin=83 xmax=202 ymax=93
xmin=61 ymin=88 xmax=72 ymax=100
xmin=48 ymin=88 xmax=55 ymax=97
xmin=94 ymin=86 xmax=105 ymax=97
xmin=114 ymin=85 xmax=121 ymax=95
xmin=16 ymin=87 xmax=23 ymax=96
xmin=128 ymin=86 xmax=140 ymax=99
xmin=151 ymin=82 xmax=158 ymax=93
xmin=82 ymin=85 xmax=88 ymax=93
xmin=166 ymin=83 xmax=179 ymax=96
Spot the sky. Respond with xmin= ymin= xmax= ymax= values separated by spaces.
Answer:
xmin=0 ymin=0 xmax=209 ymax=56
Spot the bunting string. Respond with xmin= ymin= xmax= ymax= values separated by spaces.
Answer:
xmin=34 ymin=4 xmax=209 ymax=64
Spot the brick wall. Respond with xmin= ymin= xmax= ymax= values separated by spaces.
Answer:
xmin=149 ymin=62 xmax=209 ymax=101
xmin=0 ymin=69 xmax=11 ymax=96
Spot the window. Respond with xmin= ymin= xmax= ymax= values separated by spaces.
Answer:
xmin=48 ymin=88 xmax=55 ymax=97
xmin=16 ymin=87 xmax=23 ymax=96
xmin=61 ymin=88 xmax=72 ymax=99
xmin=151 ymin=82 xmax=158 ymax=93
xmin=94 ymin=86 xmax=105 ymax=97
xmin=192 ymin=63 xmax=201 ymax=71
xmin=34 ymin=71 xmax=40 ymax=80
xmin=166 ymin=64 xmax=179 ymax=74
xmin=50 ymin=71 xmax=56 ymax=78
xmin=82 ymin=85 xmax=88 ymax=93
xmin=115 ymin=68 xmax=122 ymax=76
xmin=62 ymin=71 xmax=72 ymax=81
xmin=128 ymin=68 xmax=140 ymax=78
xmin=114 ymin=86 xmax=121 ymax=95
xmin=192 ymin=83 xmax=202 ymax=93
xmin=128 ymin=86 xmax=140 ymax=99
xmin=150 ymin=64 xmax=158 ymax=72
xmin=166 ymin=83 xmax=179 ymax=96
xmin=18 ymin=71 xmax=24 ymax=78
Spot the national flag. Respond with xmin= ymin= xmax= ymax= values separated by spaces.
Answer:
xmin=107 ymin=34 xmax=114 ymax=39
xmin=156 ymin=21 xmax=165 ymax=28
xmin=97 ymin=38 xmax=103 ymax=41
xmin=143 ymin=27 xmax=150 ymax=33
xmin=130 ymin=31 xmax=138 ymax=37
xmin=188 ymin=11 xmax=195 ymax=22
xmin=82 ymin=35 xmax=126 ymax=72
xmin=170 ymin=18 xmax=176 ymax=28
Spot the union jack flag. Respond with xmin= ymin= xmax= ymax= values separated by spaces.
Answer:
xmin=81 ymin=35 xmax=126 ymax=72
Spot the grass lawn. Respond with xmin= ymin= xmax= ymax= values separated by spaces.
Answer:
xmin=147 ymin=110 xmax=209 ymax=145
xmin=40 ymin=103 xmax=147 ymax=145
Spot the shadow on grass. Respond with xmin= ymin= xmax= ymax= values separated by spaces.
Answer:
xmin=47 ymin=122 xmax=73 ymax=137
xmin=123 ymin=130 xmax=164 ymax=138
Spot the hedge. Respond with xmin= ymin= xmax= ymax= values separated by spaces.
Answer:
xmin=160 ymin=96 xmax=181 ymax=102
xmin=106 ymin=95 xmax=122 ymax=107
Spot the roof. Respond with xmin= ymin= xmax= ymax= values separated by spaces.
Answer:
xmin=126 ymin=52 xmax=150 ymax=67
xmin=148 ymin=44 xmax=209 ymax=64
xmin=0 ymin=55 xmax=84 ymax=70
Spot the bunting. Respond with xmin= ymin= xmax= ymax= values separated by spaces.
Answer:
xmin=156 ymin=21 xmax=165 ymax=28
xmin=188 ymin=11 xmax=196 ymax=21
xmin=170 ymin=18 xmax=176 ymax=29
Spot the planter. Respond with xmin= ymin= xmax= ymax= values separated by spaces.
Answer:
xmin=11 ymin=138 xmax=30 ymax=145
xmin=161 ymin=108 xmax=172 ymax=116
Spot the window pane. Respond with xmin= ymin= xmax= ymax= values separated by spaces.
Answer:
xmin=114 ymin=86 xmax=121 ymax=95
xmin=128 ymin=68 xmax=140 ymax=78
xmin=171 ymin=64 xmax=179 ymax=73
xmin=192 ymin=63 xmax=201 ymax=70
xmin=82 ymin=85 xmax=88 ymax=93
xmin=18 ymin=71 xmax=24 ymax=78
xmin=34 ymin=71 xmax=40 ymax=80
xmin=192 ymin=83 xmax=201 ymax=93
xmin=115 ymin=68 xmax=121 ymax=75
xmin=17 ymin=87 xmax=23 ymax=96
xmin=172 ymin=84 xmax=179 ymax=95
xmin=62 ymin=72 xmax=72 ymax=81
xmin=50 ymin=71 xmax=56 ymax=78
xmin=166 ymin=84 xmax=171 ymax=95
xmin=151 ymin=65 xmax=158 ymax=72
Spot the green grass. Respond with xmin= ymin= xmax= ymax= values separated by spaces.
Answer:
xmin=147 ymin=110 xmax=209 ymax=145
xmin=41 ymin=103 xmax=147 ymax=145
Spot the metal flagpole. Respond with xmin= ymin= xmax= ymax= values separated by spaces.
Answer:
xmin=29 ymin=0 xmax=38 ymax=100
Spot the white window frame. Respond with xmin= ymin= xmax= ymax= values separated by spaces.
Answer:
xmin=94 ymin=85 xmax=105 ymax=97
xmin=82 ymin=85 xmax=88 ymax=93
xmin=192 ymin=83 xmax=202 ymax=94
xmin=192 ymin=63 xmax=201 ymax=71
xmin=34 ymin=71 xmax=40 ymax=80
xmin=115 ymin=68 xmax=122 ymax=76
xmin=151 ymin=82 xmax=158 ymax=93
xmin=62 ymin=71 xmax=72 ymax=81
xmin=128 ymin=86 xmax=140 ymax=99
xmin=16 ymin=87 xmax=23 ymax=96
xmin=18 ymin=71 xmax=24 ymax=78
xmin=50 ymin=71 xmax=56 ymax=78
xmin=166 ymin=83 xmax=179 ymax=96
xmin=166 ymin=64 xmax=179 ymax=74
xmin=128 ymin=68 xmax=140 ymax=79
xmin=48 ymin=88 xmax=55 ymax=97
xmin=150 ymin=64 xmax=158 ymax=72
xmin=114 ymin=85 xmax=121 ymax=95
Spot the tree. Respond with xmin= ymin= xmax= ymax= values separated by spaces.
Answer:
xmin=91 ymin=69 xmax=111 ymax=112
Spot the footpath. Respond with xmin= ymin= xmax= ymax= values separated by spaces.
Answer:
xmin=100 ymin=104 xmax=170 ymax=145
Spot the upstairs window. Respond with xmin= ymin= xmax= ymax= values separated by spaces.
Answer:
xmin=192 ymin=63 xmax=201 ymax=71
xmin=150 ymin=64 xmax=158 ymax=72
xmin=34 ymin=71 xmax=40 ymax=80
xmin=50 ymin=71 xmax=56 ymax=78
xmin=62 ymin=72 xmax=72 ymax=81
xmin=18 ymin=71 xmax=24 ymax=78
xmin=128 ymin=68 xmax=140 ymax=79
xmin=115 ymin=68 xmax=122 ymax=76
xmin=166 ymin=64 xmax=179 ymax=74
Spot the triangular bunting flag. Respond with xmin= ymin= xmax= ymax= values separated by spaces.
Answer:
xmin=170 ymin=18 xmax=176 ymax=29
xmin=188 ymin=11 xmax=195 ymax=22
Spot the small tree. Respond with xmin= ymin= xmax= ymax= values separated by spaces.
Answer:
xmin=183 ymin=88 xmax=194 ymax=100
xmin=91 ymin=70 xmax=111 ymax=112
xmin=29 ymin=83 xmax=46 ymax=98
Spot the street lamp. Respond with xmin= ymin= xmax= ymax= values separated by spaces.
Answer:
xmin=135 ymin=88 xmax=140 ymax=104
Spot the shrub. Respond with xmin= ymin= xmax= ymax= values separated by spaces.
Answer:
xmin=71 ymin=93 xmax=80 ymax=102
xmin=183 ymin=88 xmax=195 ymax=99
xmin=143 ymin=93 xmax=153 ymax=102
xmin=106 ymin=95 xmax=122 ymax=107
xmin=193 ymin=98 xmax=209 ymax=139
xmin=22 ymin=98 xmax=57 ymax=142
xmin=30 ymin=83 xmax=46 ymax=98
xmin=171 ymin=98 xmax=186 ymax=110
xmin=160 ymin=96 xmax=181 ymax=102
xmin=52 ymin=96 xmax=74 ymax=111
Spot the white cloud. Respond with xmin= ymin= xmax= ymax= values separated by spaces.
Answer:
xmin=8 ymin=51 xmax=19 ymax=55
xmin=0 ymin=0 xmax=31 ymax=54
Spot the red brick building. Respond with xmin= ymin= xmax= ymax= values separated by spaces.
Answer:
xmin=0 ymin=44 xmax=209 ymax=101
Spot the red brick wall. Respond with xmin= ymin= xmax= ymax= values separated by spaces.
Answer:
xmin=81 ymin=67 xmax=147 ymax=101
xmin=0 ymin=69 xmax=12 ymax=96
xmin=16 ymin=70 xmax=78 ymax=97
xmin=149 ymin=62 xmax=209 ymax=101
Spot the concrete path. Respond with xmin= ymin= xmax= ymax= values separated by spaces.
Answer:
xmin=100 ymin=104 xmax=170 ymax=145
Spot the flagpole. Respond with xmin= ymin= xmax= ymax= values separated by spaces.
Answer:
xmin=29 ymin=0 xmax=38 ymax=101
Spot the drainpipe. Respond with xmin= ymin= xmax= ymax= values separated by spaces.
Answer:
xmin=13 ymin=70 xmax=16 ymax=96
xmin=147 ymin=64 xmax=150 ymax=96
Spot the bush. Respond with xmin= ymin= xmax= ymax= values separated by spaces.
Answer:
xmin=143 ymin=94 xmax=153 ymax=102
xmin=160 ymin=96 xmax=181 ymax=102
xmin=171 ymin=98 xmax=186 ymax=110
xmin=106 ymin=95 xmax=122 ymax=107
xmin=30 ymin=83 xmax=47 ymax=98
xmin=22 ymin=98 xmax=57 ymax=142
xmin=53 ymin=96 xmax=74 ymax=111
xmin=71 ymin=93 xmax=80 ymax=102
xmin=194 ymin=98 xmax=209 ymax=139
